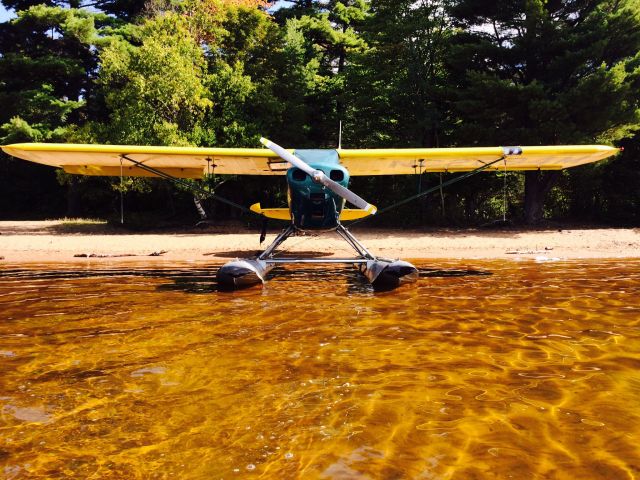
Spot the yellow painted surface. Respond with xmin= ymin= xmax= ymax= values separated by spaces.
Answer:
xmin=0 ymin=260 xmax=639 ymax=478
xmin=340 ymin=209 xmax=371 ymax=220
xmin=63 ymin=165 xmax=205 ymax=179
xmin=1 ymin=143 xmax=619 ymax=177
xmin=250 ymin=203 xmax=291 ymax=220
xmin=2 ymin=143 xmax=285 ymax=176
xmin=250 ymin=203 xmax=371 ymax=221
xmin=337 ymin=145 xmax=619 ymax=175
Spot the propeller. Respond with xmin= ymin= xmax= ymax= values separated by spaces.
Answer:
xmin=260 ymin=137 xmax=377 ymax=215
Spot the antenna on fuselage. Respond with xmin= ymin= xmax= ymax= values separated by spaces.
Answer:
xmin=338 ymin=120 xmax=343 ymax=149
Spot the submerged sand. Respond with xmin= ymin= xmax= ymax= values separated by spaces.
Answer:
xmin=0 ymin=220 xmax=638 ymax=264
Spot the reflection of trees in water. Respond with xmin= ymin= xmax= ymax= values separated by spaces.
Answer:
xmin=419 ymin=269 xmax=492 ymax=278
xmin=0 ymin=265 xmax=493 ymax=295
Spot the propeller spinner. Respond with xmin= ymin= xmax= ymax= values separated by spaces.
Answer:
xmin=260 ymin=137 xmax=377 ymax=215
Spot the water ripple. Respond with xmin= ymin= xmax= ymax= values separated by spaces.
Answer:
xmin=0 ymin=259 xmax=638 ymax=478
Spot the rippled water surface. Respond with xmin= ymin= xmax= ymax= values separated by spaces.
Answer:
xmin=1 ymin=260 xmax=640 ymax=479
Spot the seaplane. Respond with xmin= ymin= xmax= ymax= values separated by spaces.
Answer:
xmin=1 ymin=139 xmax=618 ymax=290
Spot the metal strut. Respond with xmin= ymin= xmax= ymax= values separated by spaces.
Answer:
xmin=119 ymin=154 xmax=254 ymax=215
xmin=349 ymin=154 xmax=509 ymax=227
xmin=335 ymin=224 xmax=375 ymax=259
xmin=119 ymin=157 xmax=124 ymax=224
xmin=258 ymin=224 xmax=296 ymax=260
xmin=255 ymin=223 xmax=377 ymax=264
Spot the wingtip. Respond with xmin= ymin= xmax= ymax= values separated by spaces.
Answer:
xmin=1 ymin=145 xmax=17 ymax=155
xmin=259 ymin=137 xmax=270 ymax=147
xmin=366 ymin=204 xmax=377 ymax=215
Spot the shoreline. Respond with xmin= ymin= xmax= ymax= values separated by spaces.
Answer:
xmin=0 ymin=221 xmax=638 ymax=265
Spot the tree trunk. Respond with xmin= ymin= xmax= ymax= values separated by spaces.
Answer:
xmin=66 ymin=176 xmax=81 ymax=217
xmin=524 ymin=171 xmax=560 ymax=224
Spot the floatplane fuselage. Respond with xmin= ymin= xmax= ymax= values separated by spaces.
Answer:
xmin=216 ymin=147 xmax=420 ymax=290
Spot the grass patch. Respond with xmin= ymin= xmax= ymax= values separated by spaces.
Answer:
xmin=46 ymin=217 xmax=111 ymax=233
xmin=56 ymin=217 xmax=108 ymax=225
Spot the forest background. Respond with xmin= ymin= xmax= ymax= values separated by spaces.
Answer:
xmin=1 ymin=0 xmax=639 ymax=228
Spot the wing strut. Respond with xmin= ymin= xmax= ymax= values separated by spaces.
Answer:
xmin=120 ymin=155 xmax=257 ymax=216
xmin=349 ymin=153 xmax=511 ymax=227
xmin=120 ymin=157 xmax=124 ymax=224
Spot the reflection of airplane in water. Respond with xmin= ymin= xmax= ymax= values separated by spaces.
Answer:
xmin=2 ymin=140 xmax=618 ymax=290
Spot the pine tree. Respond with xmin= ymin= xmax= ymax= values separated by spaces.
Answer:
xmin=448 ymin=0 xmax=640 ymax=223
xmin=0 ymin=4 xmax=109 ymax=217
xmin=273 ymin=0 xmax=369 ymax=146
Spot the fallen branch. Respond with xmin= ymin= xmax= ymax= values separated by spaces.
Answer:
xmin=74 ymin=253 xmax=136 ymax=258
xmin=74 ymin=250 xmax=168 ymax=258
xmin=506 ymin=247 xmax=554 ymax=255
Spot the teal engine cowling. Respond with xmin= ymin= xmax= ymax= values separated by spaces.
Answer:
xmin=287 ymin=150 xmax=349 ymax=231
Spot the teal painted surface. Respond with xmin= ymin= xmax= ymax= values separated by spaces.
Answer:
xmin=287 ymin=150 xmax=349 ymax=230
xmin=293 ymin=150 xmax=340 ymax=165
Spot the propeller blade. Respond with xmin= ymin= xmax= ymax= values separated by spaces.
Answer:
xmin=260 ymin=137 xmax=376 ymax=215
xmin=260 ymin=137 xmax=315 ymax=176
xmin=315 ymin=174 xmax=377 ymax=214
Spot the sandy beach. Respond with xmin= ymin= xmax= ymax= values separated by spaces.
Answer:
xmin=0 ymin=220 xmax=638 ymax=264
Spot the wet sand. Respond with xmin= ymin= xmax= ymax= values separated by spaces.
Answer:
xmin=0 ymin=220 xmax=638 ymax=264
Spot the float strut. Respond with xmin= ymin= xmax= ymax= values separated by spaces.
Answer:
xmin=258 ymin=224 xmax=297 ymax=260
xmin=335 ymin=224 xmax=375 ymax=259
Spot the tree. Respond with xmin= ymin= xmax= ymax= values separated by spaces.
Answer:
xmin=0 ymin=5 xmax=105 ymax=143
xmin=345 ymin=0 xmax=453 ymax=148
xmin=89 ymin=1 xmax=281 ymax=220
xmin=448 ymin=0 xmax=640 ymax=223
xmin=601 ymin=134 xmax=640 ymax=223
xmin=94 ymin=13 xmax=213 ymax=146
xmin=273 ymin=0 xmax=369 ymax=146
xmin=0 ymin=4 xmax=110 ymax=217
xmin=2 ymin=0 xmax=147 ymax=20
xmin=199 ymin=1 xmax=282 ymax=146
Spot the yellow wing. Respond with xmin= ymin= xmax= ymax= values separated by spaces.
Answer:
xmin=1 ymin=143 xmax=619 ymax=178
xmin=338 ymin=145 xmax=619 ymax=175
xmin=1 ymin=143 xmax=288 ymax=178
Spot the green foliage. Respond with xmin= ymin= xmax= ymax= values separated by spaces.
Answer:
xmin=1 ymin=0 xmax=640 ymax=225
xmin=2 ymin=0 xmax=147 ymax=19
xmin=0 ymin=3 xmax=110 ymax=218
xmin=1 ymin=85 xmax=83 ymax=143
xmin=347 ymin=0 xmax=453 ymax=147
xmin=449 ymin=0 xmax=640 ymax=145
xmin=199 ymin=4 xmax=281 ymax=146
xmin=94 ymin=13 xmax=212 ymax=145
xmin=271 ymin=0 xmax=370 ymax=145
xmin=0 ymin=5 xmax=103 ymax=143
xmin=446 ymin=0 xmax=640 ymax=223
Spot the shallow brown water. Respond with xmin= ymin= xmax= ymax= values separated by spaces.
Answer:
xmin=0 ymin=259 xmax=639 ymax=479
